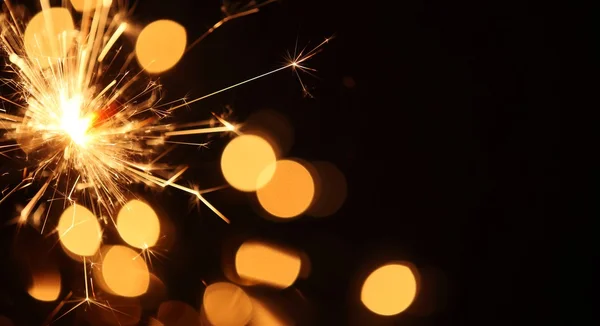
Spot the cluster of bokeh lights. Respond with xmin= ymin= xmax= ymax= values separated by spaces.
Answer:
xmin=0 ymin=0 xmax=427 ymax=324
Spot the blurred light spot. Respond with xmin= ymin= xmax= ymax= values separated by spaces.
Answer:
xmin=98 ymin=245 xmax=149 ymax=297
xmin=221 ymin=135 xmax=276 ymax=192
xmin=140 ymin=274 xmax=167 ymax=310
xmin=24 ymin=8 xmax=75 ymax=68
xmin=117 ymin=199 xmax=160 ymax=249
xmin=249 ymin=296 xmax=292 ymax=326
xmin=70 ymin=0 xmax=97 ymax=12
xmin=307 ymin=161 xmax=347 ymax=217
xmin=0 ymin=316 xmax=13 ymax=326
xmin=202 ymin=282 xmax=253 ymax=326
xmin=342 ymin=76 xmax=356 ymax=88
xmin=148 ymin=318 xmax=164 ymax=326
xmin=257 ymin=159 xmax=314 ymax=218
xmin=298 ymin=250 xmax=312 ymax=279
xmin=241 ymin=109 xmax=294 ymax=157
xmin=361 ymin=263 xmax=418 ymax=316
xmin=135 ymin=20 xmax=186 ymax=74
xmin=28 ymin=269 xmax=61 ymax=302
xmin=57 ymin=204 xmax=102 ymax=257
xmin=235 ymin=241 xmax=301 ymax=289
xmin=156 ymin=301 xmax=200 ymax=326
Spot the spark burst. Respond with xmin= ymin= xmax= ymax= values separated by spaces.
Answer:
xmin=0 ymin=0 xmax=328 ymax=322
xmin=0 ymin=0 xmax=328 ymax=229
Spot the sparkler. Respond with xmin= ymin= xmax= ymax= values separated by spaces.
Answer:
xmin=0 ymin=0 xmax=329 ymax=322
xmin=0 ymin=0 xmax=328 ymax=227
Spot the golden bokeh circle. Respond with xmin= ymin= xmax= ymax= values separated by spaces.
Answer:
xmin=361 ymin=263 xmax=417 ymax=316
xmin=100 ymin=245 xmax=150 ymax=297
xmin=24 ymin=8 xmax=75 ymax=68
xmin=116 ymin=199 xmax=161 ymax=249
xmin=203 ymin=282 xmax=253 ymax=326
xmin=221 ymin=135 xmax=277 ymax=192
xmin=257 ymin=159 xmax=315 ymax=218
xmin=135 ymin=20 xmax=187 ymax=74
xmin=57 ymin=204 xmax=102 ymax=257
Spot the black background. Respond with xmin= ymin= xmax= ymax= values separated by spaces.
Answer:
xmin=0 ymin=0 xmax=567 ymax=325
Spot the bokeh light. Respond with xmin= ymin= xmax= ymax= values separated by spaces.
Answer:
xmin=257 ymin=159 xmax=315 ymax=218
xmin=241 ymin=109 xmax=294 ymax=157
xmin=116 ymin=199 xmax=161 ymax=249
xmin=135 ymin=20 xmax=187 ymax=74
xmin=156 ymin=301 xmax=200 ymax=326
xmin=69 ymin=0 xmax=98 ymax=12
xmin=95 ymin=245 xmax=150 ymax=297
xmin=140 ymin=274 xmax=168 ymax=310
xmin=202 ymin=282 xmax=253 ymax=326
xmin=248 ymin=296 xmax=292 ymax=326
xmin=361 ymin=263 xmax=418 ymax=316
xmin=0 ymin=316 xmax=14 ymax=326
xmin=148 ymin=318 xmax=164 ymax=326
xmin=307 ymin=161 xmax=347 ymax=217
xmin=24 ymin=8 xmax=75 ymax=68
xmin=27 ymin=269 xmax=61 ymax=302
xmin=235 ymin=241 xmax=301 ymax=289
xmin=221 ymin=134 xmax=277 ymax=192
xmin=57 ymin=204 xmax=102 ymax=257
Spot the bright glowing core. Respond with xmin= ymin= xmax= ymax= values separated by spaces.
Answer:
xmin=60 ymin=95 xmax=92 ymax=146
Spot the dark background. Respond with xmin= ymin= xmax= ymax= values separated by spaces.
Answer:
xmin=0 ymin=0 xmax=567 ymax=325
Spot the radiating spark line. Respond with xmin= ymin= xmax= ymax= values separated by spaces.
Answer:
xmin=53 ymin=299 xmax=87 ymax=323
xmin=162 ymin=166 xmax=188 ymax=187
xmin=164 ymin=126 xmax=232 ymax=137
xmin=40 ymin=184 xmax=58 ymax=234
xmin=98 ymin=22 xmax=127 ymax=62
xmin=20 ymin=177 xmax=51 ymax=221
xmin=0 ymin=96 xmax=25 ymax=109
xmin=167 ymin=65 xmax=291 ymax=112
xmin=199 ymin=184 xmax=229 ymax=194
xmin=67 ymin=174 xmax=80 ymax=200
xmin=44 ymin=291 xmax=73 ymax=325
xmin=185 ymin=0 xmax=280 ymax=53
xmin=83 ymin=256 xmax=89 ymax=300
xmin=163 ymin=140 xmax=209 ymax=147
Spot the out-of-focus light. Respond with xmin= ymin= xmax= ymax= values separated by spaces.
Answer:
xmin=116 ymin=199 xmax=161 ymax=249
xmin=57 ymin=204 xmax=102 ymax=257
xmin=70 ymin=0 xmax=99 ymax=12
xmin=156 ymin=301 xmax=200 ymax=326
xmin=202 ymin=282 xmax=253 ymax=326
xmin=27 ymin=269 xmax=61 ymax=302
xmin=24 ymin=8 xmax=75 ymax=68
xmin=307 ymin=161 xmax=347 ymax=217
xmin=361 ymin=263 xmax=418 ymax=316
xmin=140 ymin=274 xmax=167 ymax=310
xmin=97 ymin=245 xmax=149 ymax=297
xmin=221 ymin=134 xmax=277 ymax=192
xmin=257 ymin=159 xmax=314 ymax=218
xmin=248 ymin=296 xmax=292 ymax=326
xmin=240 ymin=109 xmax=294 ymax=157
xmin=135 ymin=20 xmax=186 ymax=74
xmin=235 ymin=241 xmax=301 ymax=289
xmin=0 ymin=316 xmax=14 ymax=326
xmin=148 ymin=318 xmax=164 ymax=326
